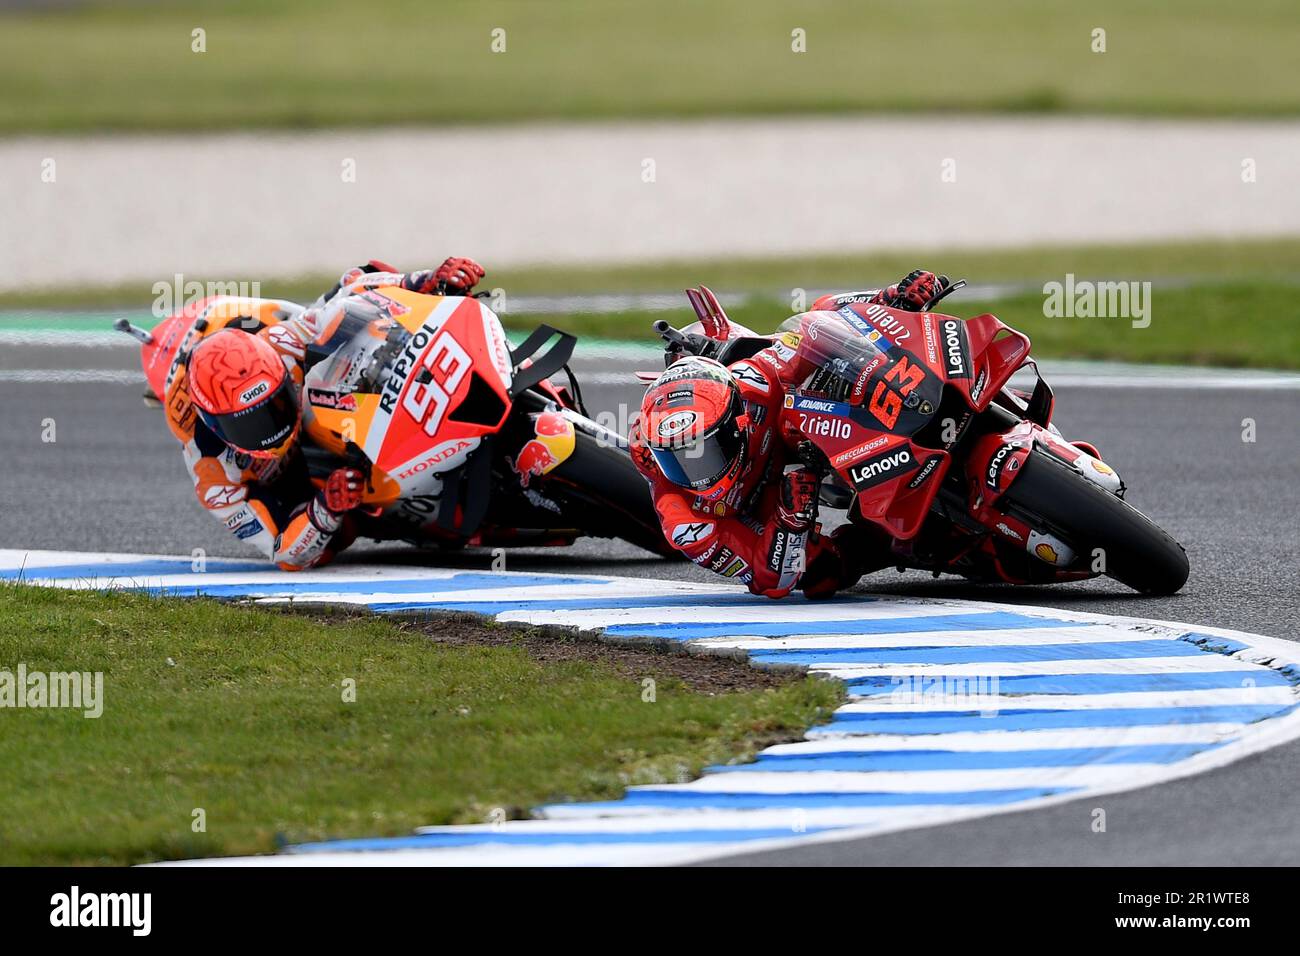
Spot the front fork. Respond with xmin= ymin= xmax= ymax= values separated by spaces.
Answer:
xmin=961 ymin=395 xmax=1123 ymax=570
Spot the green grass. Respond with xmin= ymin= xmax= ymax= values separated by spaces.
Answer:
xmin=4 ymin=0 xmax=1300 ymax=132
xmin=4 ymin=237 xmax=1300 ymax=310
xmin=539 ymin=281 xmax=1300 ymax=370
xmin=0 ymin=585 xmax=840 ymax=865
xmin=5 ymin=238 xmax=1298 ymax=368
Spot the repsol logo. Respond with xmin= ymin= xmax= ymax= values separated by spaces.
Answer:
xmin=986 ymin=441 xmax=1022 ymax=489
xmin=849 ymin=448 xmax=916 ymax=490
xmin=379 ymin=320 xmax=440 ymax=414
xmin=941 ymin=320 xmax=968 ymax=378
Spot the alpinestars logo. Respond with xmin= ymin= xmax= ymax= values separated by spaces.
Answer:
xmin=940 ymin=320 xmax=968 ymax=378
xmin=849 ymin=447 xmax=918 ymax=491
xmin=672 ymin=521 xmax=714 ymax=547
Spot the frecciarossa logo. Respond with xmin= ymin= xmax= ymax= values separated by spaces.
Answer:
xmin=848 ymin=446 xmax=919 ymax=491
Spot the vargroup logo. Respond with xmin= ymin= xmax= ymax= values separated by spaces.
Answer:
xmin=50 ymin=886 xmax=151 ymax=936
xmin=1 ymin=664 xmax=103 ymax=718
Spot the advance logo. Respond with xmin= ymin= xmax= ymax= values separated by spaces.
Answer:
xmin=50 ymin=886 xmax=151 ymax=936
xmin=848 ymin=446 xmax=919 ymax=491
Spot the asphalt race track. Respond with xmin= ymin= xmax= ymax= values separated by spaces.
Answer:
xmin=2 ymin=335 xmax=1299 ymax=865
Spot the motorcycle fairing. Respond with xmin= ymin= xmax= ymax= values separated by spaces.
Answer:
xmin=300 ymin=290 xmax=514 ymax=514
xmin=946 ymin=312 xmax=1032 ymax=412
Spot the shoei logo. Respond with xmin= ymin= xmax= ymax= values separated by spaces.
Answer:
xmin=657 ymin=410 xmax=697 ymax=441
xmin=239 ymin=380 xmax=270 ymax=405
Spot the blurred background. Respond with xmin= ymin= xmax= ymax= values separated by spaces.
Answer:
xmin=1 ymin=0 xmax=1298 ymax=364
xmin=4 ymin=0 xmax=1300 ymax=869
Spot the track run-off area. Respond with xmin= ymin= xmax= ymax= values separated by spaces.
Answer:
xmin=4 ymin=550 xmax=1299 ymax=866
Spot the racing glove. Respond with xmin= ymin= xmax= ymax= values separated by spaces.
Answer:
xmin=777 ymin=468 xmax=821 ymax=532
xmin=880 ymin=270 xmax=949 ymax=312
xmin=403 ymin=257 xmax=486 ymax=295
xmin=307 ymin=467 xmax=366 ymax=531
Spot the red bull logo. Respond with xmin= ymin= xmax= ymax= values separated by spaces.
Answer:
xmin=511 ymin=410 xmax=576 ymax=487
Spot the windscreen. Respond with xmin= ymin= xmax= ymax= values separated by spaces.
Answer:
xmin=305 ymin=297 xmax=407 ymax=396
xmin=778 ymin=311 xmax=891 ymax=403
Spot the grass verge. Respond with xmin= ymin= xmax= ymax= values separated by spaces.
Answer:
xmin=4 ymin=0 xmax=1300 ymax=132
xmin=4 ymin=237 xmax=1299 ymax=309
xmin=0 ymin=584 xmax=840 ymax=865
xmin=538 ymin=280 xmax=1300 ymax=370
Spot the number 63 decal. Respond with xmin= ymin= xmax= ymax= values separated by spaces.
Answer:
xmin=867 ymin=355 xmax=926 ymax=430
xmin=402 ymin=331 xmax=472 ymax=436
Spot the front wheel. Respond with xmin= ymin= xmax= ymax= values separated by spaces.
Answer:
xmin=1000 ymin=449 xmax=1189 ymax=595
xmin=541 ymin=422 xmax=678 ymax=558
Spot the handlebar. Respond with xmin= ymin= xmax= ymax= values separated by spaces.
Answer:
xmin=652 ymin=319 xmax=721 ymax=363
xmin=922 ymin=277 xmax=967 ymax=312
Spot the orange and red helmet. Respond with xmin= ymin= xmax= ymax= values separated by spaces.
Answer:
xmin=187 ymin=328 xmax=300 ymax=459
xmin=640 ymin=356 xmax=747 ymax=497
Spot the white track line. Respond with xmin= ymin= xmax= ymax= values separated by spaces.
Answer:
xmin=5 ymin=548 xmax=1299 ymax=867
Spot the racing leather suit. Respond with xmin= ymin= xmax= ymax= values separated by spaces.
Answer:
xmin=167 ymin=260 xmax=478 ymax=570
xmin=630 ymin=284 xmax=912 ymax=598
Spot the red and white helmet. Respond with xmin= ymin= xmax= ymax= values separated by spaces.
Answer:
xmin=640 ymin=356 xmax=748 ymax=497
xmin=187 ymin=328 xmax=300 ymax=459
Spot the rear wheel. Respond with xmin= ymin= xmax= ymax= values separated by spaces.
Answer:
xmin=1000 ymin=449 xmax=1189 ymax=595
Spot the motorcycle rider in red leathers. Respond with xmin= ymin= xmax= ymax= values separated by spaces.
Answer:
xmin=630 ymin=270 xmax=948 ymax=599
xmin=176 ymin=257 xmax=485 ymax=570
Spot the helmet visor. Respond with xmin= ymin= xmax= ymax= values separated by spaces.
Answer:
xmin=650 ymin=417 xmax=744 ymax=491
xmin=197 ymin=374 xmax=299 ymax=455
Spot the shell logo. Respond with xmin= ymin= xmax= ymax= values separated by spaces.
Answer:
xmin=1034 ymin=542 xmax=1059 ymax=563
xmin=1091 ymin=460 xmax=1115 ymax=476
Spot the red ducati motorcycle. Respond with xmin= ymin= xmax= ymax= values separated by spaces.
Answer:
xmin=653 ymin=283 xmax=1190 ymax=594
